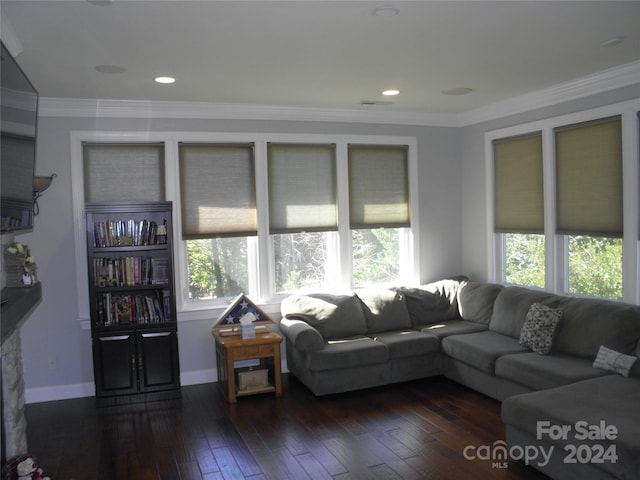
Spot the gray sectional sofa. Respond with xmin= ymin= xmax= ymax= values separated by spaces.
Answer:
xmin=278 ymin=277 xmax=640 ymax=480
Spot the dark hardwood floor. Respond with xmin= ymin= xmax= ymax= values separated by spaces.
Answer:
xmin=26 ymin=375 xmax=550 ymax=480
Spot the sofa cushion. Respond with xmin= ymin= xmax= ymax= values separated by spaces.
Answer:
xmin=440 ymin=331 xmax=528 ymax=374
xmin=394 ymin=276 xmax=468 ymax=326
xmin=355 ymin=288 xmax=412 ymax=334
xmin=592 ymin=345 xmax=638 ymax=377
xmin=370 ymin=330 xmax=440 ymax=359
xmin=554 ymin=296 xmax=640 ymax=359
xmin=489 ymin=286 xmax=566 ymax=339
xmin=305 ymin=337 xmax=388 ymax=371
xmin=518 ymin=303 xmax=563 ymax=354
xmin=419 ymin=319 xmax=488 ymax=339
xmin=458 ymin=282 xmax=504 ymax=324
xmin=502 ymin=375 xmax=640 ymax=480
xmin=496 ymin=352 xmax=610 ymax=390
xmin=281 ymin=293 xmax=367 ymax=340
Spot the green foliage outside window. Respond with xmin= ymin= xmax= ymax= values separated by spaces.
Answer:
xmin=352 ymin=228 xmax=401 ymax=287
xmin=505 ymin=234 xmax=545 ymax=289
xmin=505 ymin=233 xmax=622 ymax=300
xmin=274 ymin=232 xmax=329 ymax=293
xmin=187 ymin=238 xmax=247 ymax=300
xmin=567 ymin=236 xmax=622 ymax=300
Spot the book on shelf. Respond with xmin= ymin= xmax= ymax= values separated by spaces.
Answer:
xmin=151 ymin=258 xmax=169 ymax=284
xmin=92 ymin=218 xmax=164 ymax=248
xmin=93 ymin=256 xmax=167 ymax=287
xmin=96 ymin=290 xmax=169 ymax=327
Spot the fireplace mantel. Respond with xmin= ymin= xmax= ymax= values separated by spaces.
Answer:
xmin=1 ymin=283 xmax=42 ymax=346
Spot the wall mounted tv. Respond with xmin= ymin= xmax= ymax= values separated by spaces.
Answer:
xmin=1 ymin=41 xmax=39 ymax=234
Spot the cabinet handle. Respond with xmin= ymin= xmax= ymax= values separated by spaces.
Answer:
xmin=141 ymin=332 xmax=171 ymax=338
xmin=101 ymin=335 xmax=130 ymax=342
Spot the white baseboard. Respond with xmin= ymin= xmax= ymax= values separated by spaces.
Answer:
xmin=25 ymin=382 xmax=95 ymax=404
xmin=180 ymin=368 xmax=217 ymax=386
xmin=25 ymin=361 xmax=288 ymax=404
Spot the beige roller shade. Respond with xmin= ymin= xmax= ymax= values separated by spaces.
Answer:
xmin=83 ymin=143 xmax=165 ymax=203
xmin=179 ymin=143 xmax=257 ymax=239
xmin=555 ymin=116 xmax=622 ymax=237
xmin=493 ymin=132 xmax=544 ymax=234
xmin=348 ymin=145 xmax=410 ymax=229
xmin=267 ymin=143 xmax=337 ymax=234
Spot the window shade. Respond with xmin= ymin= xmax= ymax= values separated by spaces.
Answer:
xmin=83 ymin=143 xmax=165 ymax=203
xmin=267 ymin=143 xmax=337 ymax=234
xmin=348 ymin=145 xmax=410 ymax=229
xmin=555 ymin=116 xmax=623 ymax=237
xmin=493 ymin=132 xmax=544 ymax=234
xmin=179 ymin=143 xmax=257 ymax=239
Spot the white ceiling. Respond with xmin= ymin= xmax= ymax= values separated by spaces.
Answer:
xmin=1 ymin=1 xmax=639 ymax=117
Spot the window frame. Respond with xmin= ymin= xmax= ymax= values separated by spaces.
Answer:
xmin=72 ymin=132 xmax=419 ymax=324
xmin=485 ymin=99 xmax=640 ymax=303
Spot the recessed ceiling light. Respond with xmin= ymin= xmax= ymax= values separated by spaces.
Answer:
xmin=95 ymin=64 xmax=126 ymax=74
xmin=154 ymin=76 xmax=176 ymax=84
xmin=601 ymin=36 xmax=625 ymax=47
xmin=373 ymin=5 xmax=400 ymax=17
xmin=382 ymin=89 xmax=400 ymax=96
xmin=442 ymin=87 xmax=473 ymax=96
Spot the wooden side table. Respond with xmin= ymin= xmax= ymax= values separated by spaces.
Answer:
xmin=212 ymin=329 xmax=283 ymax=403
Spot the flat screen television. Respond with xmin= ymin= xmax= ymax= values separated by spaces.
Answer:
xmin=1 ymin=41 xmax=39 ymax=234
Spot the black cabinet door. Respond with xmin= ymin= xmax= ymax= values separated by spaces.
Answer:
xmin=137 ymin=329 xmax=180 ymax=393
xmin=93 ymin=333 xmax=137 ymax=397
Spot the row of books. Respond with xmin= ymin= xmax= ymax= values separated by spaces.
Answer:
xmin=93 ymin=257 xmax=169 ymax=287
xmin=92 ymin=218 xmax=166 ymax=248
xmin=96 ymin=289 xmax=171 ymax=326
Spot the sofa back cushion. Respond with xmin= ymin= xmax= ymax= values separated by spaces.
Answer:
xmin=281 ymin=293 xmax=367 ymax=340
xmin=554 ymin=297 xmax=640 ymax=359
xmin=458 ymin=282 xmax=504 ymax=324
xmin=356 ymin=288 xmax=412 ymax=334
xmin=394 ymin=276 xmax=468 ymax=326
xmin=489 ymin=286 xmax=566 ymax=338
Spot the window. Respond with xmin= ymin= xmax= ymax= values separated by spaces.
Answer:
xmin=179 ymin=143 xmax=257 ymax=302
xmin=73 ymin=133 xmax=418 ymax=318
xmin=503 ymin=233 xmax=545 ymax=288
xmin=555 ymin=117 xmax=623 ymax=299
xmin=268 ymin=144 xmax=337 ymax=293
xmin=493 ymin=133 xmax=544 ymax=288
xmin=488 ymin=102 xmax=638 ymax=302
xmin=349 ymin=145 xmax=410 ymax=287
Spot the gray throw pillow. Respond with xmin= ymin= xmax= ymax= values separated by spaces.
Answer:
xmin=592 ymin=345 xmax=638 ymax=377
xmin=519 ymin=302 xmax=563 ymax=354
xmin=281 ymin=293 xmax=367 ymax=340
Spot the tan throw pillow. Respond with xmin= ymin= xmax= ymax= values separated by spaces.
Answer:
xmin=519 ymin=303 xmax=562 ymax=354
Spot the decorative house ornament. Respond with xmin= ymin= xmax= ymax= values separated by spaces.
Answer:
xmin=211 ymin=293 xmax=274 ymax=337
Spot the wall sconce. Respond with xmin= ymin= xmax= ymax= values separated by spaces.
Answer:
xmin=33 ymin=174 xmax=57 ymax=216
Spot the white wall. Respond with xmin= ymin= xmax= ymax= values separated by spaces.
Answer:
xmin=19 ymin=114 xmax=463 ymax=402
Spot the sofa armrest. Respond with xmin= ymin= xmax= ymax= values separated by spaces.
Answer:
xmin=279 ymin=317 xmax=325 ymax=352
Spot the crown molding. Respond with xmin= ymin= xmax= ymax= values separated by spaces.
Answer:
xmin=460 ymin=59 xmax=640 ymax=127
xmin=39 ymin=60 xmax=640 ymax=128
xmin=38 ymin=97 xmax=460 ymax=127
